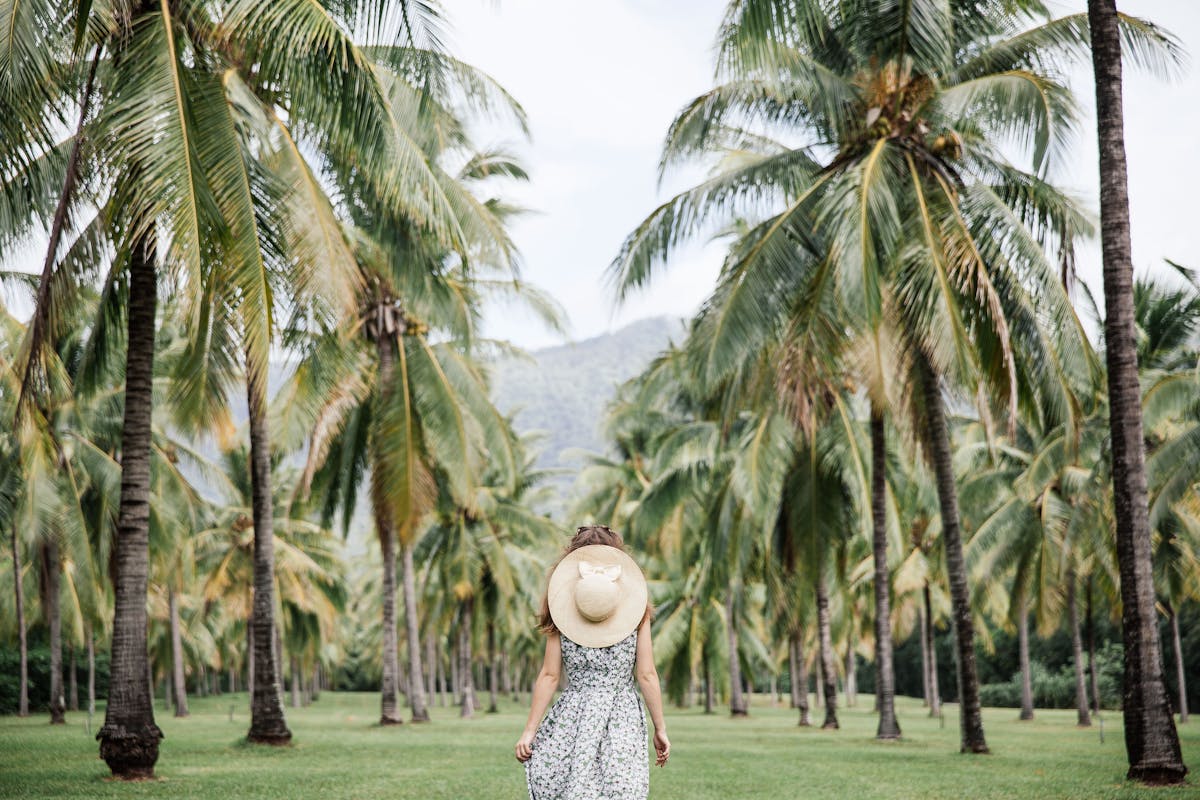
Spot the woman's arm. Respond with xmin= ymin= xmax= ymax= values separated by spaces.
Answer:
xmin=635 ymin=613 xmax=671 ymax=766
xmin=514 ymin=632 xmax=562 ymax=763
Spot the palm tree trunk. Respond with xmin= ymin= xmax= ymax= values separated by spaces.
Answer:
xmin=246 ymin=615 xmax=255 ymax=699
xmin=43 ymin=540 xmax=65 ymax=724
xmin=1087 ymin=577 xmax=1101 ymax=713
xmin=1087 ymin=0 xmax=1186 ymax=783
xmin=169 ymin=589 xmax=189 ymax=718
xmin=844 ymin=643 xmax=856 ymax=708
xmin=703 ymin=649 xmax=714 ymax=714
xmin=487 ymin=621 xmax=499 ymax=713
xmin=425 ymin=631 xmax=437 ymax=706
xmin=68 ymin=645 xmax=78 ymax=712
xmin=794 ymin=633 xmax=811 ymax=726
xmin=245 ymin=357 xmax=291 ymax=744
xmin=290 ymin=657 xmax=301 ymax=709
xmin=11 ymin=523 xmax=29 ymax=717
xmin=815 ymin=573 xmax=839 ymax=729
xmin=447 ymin=637 xmax=456 ymax=708
xmin=919 ymin=363 xmax=987 ymax=752
xmin=725 ymin=589 xmax=747 ymax=716
xmin=402 ymin=542 xmax=429 ymax=722
xmin=87 ymin=627 xmax=96 ymax=717
xmin=98 ymin=234 xmax=163 ymax=777
xmin=924 ymin=583 xmax=941 ymax=718
xmin=459 ymin=600 xmax=476 ymax=718
xmin=1167 ymin=601 xmax=1188 ymax=723
xmin=788 ymin=631 xmax=802 ymax=709
xmin=1018 ymin=598 xmax=1034 ymax=721
xmin=869 ymin=415 xmax=900 ymax=737
xmin=377 ymin=525 xmax=402 ymax=725
xmin=919 ymin=605 xmax=931 ymax=708
xmin=1067 ymin=569 xmax=1091 ymax=726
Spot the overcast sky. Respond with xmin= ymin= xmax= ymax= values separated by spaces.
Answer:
xmin=448 ymin=0 xmax=1200 ymax=350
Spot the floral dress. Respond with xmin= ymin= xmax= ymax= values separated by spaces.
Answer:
xmin=525 ymin=629 xmax=649 ymax=799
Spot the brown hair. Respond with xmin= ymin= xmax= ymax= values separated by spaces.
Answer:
xmin=537 ymin=524 xmax=653 ymax=636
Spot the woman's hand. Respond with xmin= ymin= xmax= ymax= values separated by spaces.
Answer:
xmin=514 ymin=731 xmax=535 ymax=763
xmin=653 ymin=728 xmax=670 ymax=767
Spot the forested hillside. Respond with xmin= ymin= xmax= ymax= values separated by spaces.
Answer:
xmin=490 ymin=316 xmax=684 ymax=512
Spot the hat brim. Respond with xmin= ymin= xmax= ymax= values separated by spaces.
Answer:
xmin=547 ymin=544 xmax=648 ymax=648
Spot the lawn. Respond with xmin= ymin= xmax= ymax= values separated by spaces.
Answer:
xmin=1 ymin=692 xmax=1197 ymax=799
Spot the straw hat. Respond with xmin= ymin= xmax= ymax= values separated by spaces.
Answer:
xmin=547 ymin=544 xmax=648 ymax=648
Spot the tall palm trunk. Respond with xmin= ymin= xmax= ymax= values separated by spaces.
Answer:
xmin=869 ymin=415 xmax=900 ymax=737
xmin=815 ymin=573 xmax=838 ymax=729
xmin=725 ymin=589 xmax=747 ymax=716
xmin=1018 ymin=598 xmax=1034 ymax=721
xmin=703 ymin=648 xmax=714 ymax=714
xmin=377 ymin=525 xmax=402 ymax=725
xmin=168 ymin=589 xmax=189 ymax=717
xmin=11 ymin=524 xmax=29 ymax=717
xmin=87 ymin=627 xmax=96 ymax=717
xmin=919 ymin=605 xmax=930 ymax=707
xmin=793 ymin=632 xmax=810 ymax=726
xmin=42 ymin=540 xmax=65 ymax=724
xmin=920 ymin=363 xmax=987 ymax=752
xmin=290 ymin=657 xmax=301 ymax=709
xmin=487 ymin=620 xmax=499 ymax=713
xmin=402 ymin=543 xmax=429 ymax=721
xmin=843 ymin=642 xmax=856 ymax=707
xmin=1086 ymin=577 xmax=1101 ymax=713
xmin=245 ymin=359 xmax=291 ymax=744
xmin=459 ymin=599 xmax=476 ymax=718
xmin=246 ymin=615 xmax=255 ymax=698
xmin=1066 ymin=569 xmax=1091 ymax=726
xmin=68 ymin=645 xmax=78 ymax=712
xmin=1166 ymin=601 xmax=1188 ymax=723
xmin=924 ymin=583 xmax=941 ymax=717
xmin=97 ymin=234 xmax=164 ymax=777
xmin=1086 ymin=0 xmax=1186 ymax=782
xmin=373 ymin=334 xmax=403 ymax=726
xmin=425 ymin=631 xmax=436 ymax=707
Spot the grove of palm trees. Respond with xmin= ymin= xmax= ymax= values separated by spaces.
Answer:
xmin=1 ymin=0 xmax=1197 ymax=797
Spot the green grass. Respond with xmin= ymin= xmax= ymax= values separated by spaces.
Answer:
xmin=1 ymin=692 xmax=1197 ymax=799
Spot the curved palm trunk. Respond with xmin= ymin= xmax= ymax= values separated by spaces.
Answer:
xmin=11 ymin=524 xmax=29 ymax=717
xmin=459 ymin=598 xmax=476 ymax=718
xmin=725 ymin=589 xmax=748 ymax=716
xmin=168 ymin=589 xmax=189 ymax=717
xmin=69 ymin=645 xmax=78 ymax=712
xmin=815 ymin=574 xmax=838 ymax=729
xmin=703 ymin=650 xmax=714 ymax=714
xmin=402 ymin=543 xmax=429 ymax=721
xmin=870 ymin=416 xmax=900 ymax=738
xmin=924 ymin=583 xmax=941 ymax=718
xmin=919 ymin=605 xmax=931 ymax=708
xmin=1018 ymin=598 xmax=1034 ymax=721
xmin=1066 ymin=570 xmax=1091 ymax=727
xmin=245 ymin=362 xmax=291 ymax=744
xmin=98 ymin=235 xmax=163 ymax=776
xmin=1087 ymin=0 xmax=1186 ymax=782
xmin=42 ymin=540 xmax=65 ymax=724
xmin=920 ymin=365 xmax=987 ymax=753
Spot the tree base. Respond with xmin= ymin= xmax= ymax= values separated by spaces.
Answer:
xmin=821 ymin=721 xmax=839 ymax=730
xmin=379 ymin=716 xmax=403 ymax=726
xmin=960 ymin=743 xmax=991 ymax=754
xmin=1018 ymin=712 xmax=1034 ymax=721
xmin=730 ymin=708 xmax=748 ymax=717
xmin=246 ymin=727 xmax=293 ymax=745
xmin=97 ymin=723 xmax=164 ymax=779
xmin=1127 ymin=764 xmax=1188 ymax=786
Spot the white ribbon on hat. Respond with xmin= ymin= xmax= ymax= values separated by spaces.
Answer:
xmin=578 ymin=561 xmax=621 ymax=581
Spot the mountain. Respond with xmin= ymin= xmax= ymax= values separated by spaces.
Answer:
xmin=490 ymin=316 xmax=685 ymax=513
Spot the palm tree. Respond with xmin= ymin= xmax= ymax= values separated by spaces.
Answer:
xmin=1086 ymin=0 xmax=1187 ymax=783
xmin=606 ymin=0 xmax=1178 ymax=753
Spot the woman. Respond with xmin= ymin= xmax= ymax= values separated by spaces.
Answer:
xmin=514 ymin=525 xmax=671 ymax=799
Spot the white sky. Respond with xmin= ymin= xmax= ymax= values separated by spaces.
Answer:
xmin=450 ymin=0 xmax=1200 ymax=349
